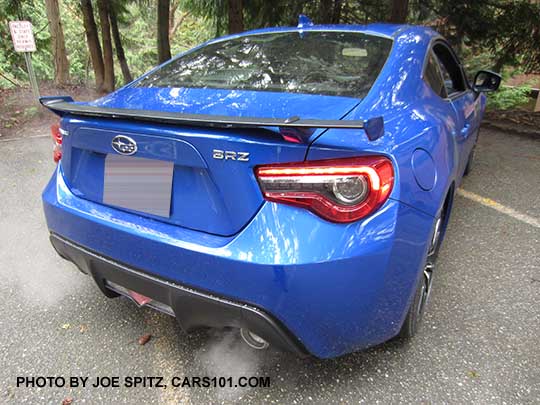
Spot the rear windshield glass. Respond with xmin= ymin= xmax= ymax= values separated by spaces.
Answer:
xmin=135 ymin=31 xmax=393 ymax=98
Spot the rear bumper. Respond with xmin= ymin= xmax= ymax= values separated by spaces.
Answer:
xmin=50 ymin=233 xmax=307 ymax=355
xmin=43 ymin=165 xmax=435 ymax=358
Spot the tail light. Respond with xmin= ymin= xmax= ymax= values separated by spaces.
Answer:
xmin=255 ymin=156 xmax=394 ymax=223
xmin=50 ymin=122 xmax=62 ymax=163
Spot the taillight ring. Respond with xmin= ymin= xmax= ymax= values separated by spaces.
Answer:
xmin=331 ymin=175 xmax=369 ymax=205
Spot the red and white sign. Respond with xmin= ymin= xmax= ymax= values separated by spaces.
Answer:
xmin=9 ymin=21 xmax=36 ymax=53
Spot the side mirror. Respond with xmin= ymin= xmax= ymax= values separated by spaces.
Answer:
xmin=473 ymin=70 xmax=501 ymax=93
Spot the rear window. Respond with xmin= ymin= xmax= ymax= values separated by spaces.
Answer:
xmin=135 ymin=31 xmax=393 ymax=98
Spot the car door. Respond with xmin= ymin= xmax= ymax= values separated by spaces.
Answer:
xmin=431 ymin=41 xmax=480 ymax=178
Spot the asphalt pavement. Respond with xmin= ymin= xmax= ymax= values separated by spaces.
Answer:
xmin=0 ymin=128 xmax=538 ymax=404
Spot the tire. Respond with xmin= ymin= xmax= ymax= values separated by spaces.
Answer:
xmin=398 ymin=211 xmax=443 ymax=339
xmin=463 ymin=146 xmax=475 ymax=176
xmin=464 ymin=129 xmax=480 ymax=176
xmin=398 ymin=271 xmax=427 ymax=338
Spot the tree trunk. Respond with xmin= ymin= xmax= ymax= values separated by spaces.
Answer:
xmin=493 ymin=55 xmax=506 ymax=74
xmin=389 ymin=0 xmax=409 ymax=23
xmin=454 ymin=24 xmax=465 ymax=56
xmin=45 ymin=0 xmax=70 ymax=85
xmin=331 ymin=0 xmax=343 ymax=23
xmin=417 ymin=0 xmax=430 ymax=21
xmin=318 ymin=0 xmax=333 ymax=24
xmin=157 ymin=0 xmax=172 ymax=64
xmin=97 ymin=0 xmax=115 ymax=92
xmin=109 ymin=6 xmax=132 ymax=84
xmin=81 ymin=0 xmax=104 ymax=92
xmin=227 ymin=0 xmax=243 ymax=34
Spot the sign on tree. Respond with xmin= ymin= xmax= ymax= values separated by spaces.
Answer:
xmin=9 ymin=21 xmax=37 ymax=53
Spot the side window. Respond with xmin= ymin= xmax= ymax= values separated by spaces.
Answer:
xmin=432 ymin=43 xmax=467 ymax=97
xmin=424 ymin=51 xmax=447 ymax=98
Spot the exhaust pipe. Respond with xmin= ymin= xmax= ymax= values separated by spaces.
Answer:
xmin=240 ymin=329 xmax=269 ymax=350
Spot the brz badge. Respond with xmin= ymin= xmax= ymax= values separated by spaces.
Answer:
xmin=112 ymin=135 xmax=137 ymax=155
xmin=212 ymin=149 xmax=250 ymax=162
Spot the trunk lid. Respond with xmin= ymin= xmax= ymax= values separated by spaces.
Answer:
xmin=59 ymin=87 xmax=361 ymax=236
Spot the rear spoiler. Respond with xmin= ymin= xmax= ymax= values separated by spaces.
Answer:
xmin=39 ymin=96 xmax=385 ymax=141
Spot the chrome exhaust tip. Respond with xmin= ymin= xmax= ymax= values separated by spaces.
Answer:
xmin=240 ymin=329 xmax=269 ymax=350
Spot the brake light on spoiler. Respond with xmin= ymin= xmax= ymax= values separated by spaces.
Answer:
xmin=38 ymin=96 xmax=386 ymax=141
xmin=255 ymin=156 xmax=394 ymax=223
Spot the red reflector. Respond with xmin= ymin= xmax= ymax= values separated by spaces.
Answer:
xmin=53 ymin=144 xmax=62 ymax=163
xmin=128 ymin=290 xmax=152 ymax=306
xmin=255 ymin=156 xmax=394 ymax=223
xmin=51 ymin=122 xmax=62 ymax=163
xmin=50 ymin=123 xmax=62 ymax=145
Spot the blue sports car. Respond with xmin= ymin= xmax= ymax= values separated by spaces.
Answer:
xmin=41 ymin=16 xmax=500 ymax=358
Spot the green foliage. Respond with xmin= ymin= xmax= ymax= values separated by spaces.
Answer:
xmin=61 ymin=1 xmax=91 ymax=84
xmin=0 ymin=0 xmax=53 ymax=87
xmin=0 ymin=0 xmax=212 ymax=88
xmin=121 ymin=2 xmax=211 ymax=84
xmin=183 ymin=0 xmax=334 ymax=35
xmin=460 ymin=47 xmax=494 ymax=81
xmin=0 ymin=0 xmax=538 ymax=98
xmin=486 ymin=85 xmax=531 ymax=110
xmin=424 ymin=0 xmax=540 ymax=74
xmin=490 ymin=2 xmax=540 ymax=73
xmin=181 ymin=0 xmax=540 ymax=74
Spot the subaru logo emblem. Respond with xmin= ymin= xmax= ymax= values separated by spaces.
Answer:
xmin=111 ymin=135 xmax=137 ymax=155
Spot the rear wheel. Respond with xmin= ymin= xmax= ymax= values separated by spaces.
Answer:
xmin=398 ymin=212 xmax=443 ymax=339
xmin=463 ymin=146 xmax=475 ymax=176
xmin=464 ymin=130 xmax=480 ymax=176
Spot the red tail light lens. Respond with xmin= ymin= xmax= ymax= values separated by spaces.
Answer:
xmin=50 ymin=122 xmax=62 ymax=163
xmin=50 ymin=123 xmax=62 ymax=145
xmin=255 ymin=156 xmax=394 ymax=223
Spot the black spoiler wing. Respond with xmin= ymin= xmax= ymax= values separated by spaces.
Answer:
xmin=40 ymin=96 xmax=384 ymax=141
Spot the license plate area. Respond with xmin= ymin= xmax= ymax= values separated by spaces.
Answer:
xmin=103 ymin=154 xmax=174 ymax=217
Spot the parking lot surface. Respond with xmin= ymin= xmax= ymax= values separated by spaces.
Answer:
xmin=0 ymin=128 xmax=538 ymax=404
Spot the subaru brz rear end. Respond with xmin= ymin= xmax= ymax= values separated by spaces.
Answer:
xmin=42 ymin=26 xmax=437 ymax=358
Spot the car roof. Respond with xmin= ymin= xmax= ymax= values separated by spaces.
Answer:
xmin=232 ymin=23 xmax=439 ymax=41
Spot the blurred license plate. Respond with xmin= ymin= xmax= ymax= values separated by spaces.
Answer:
xmin=103 ymin=154 xmax=174 ymax=217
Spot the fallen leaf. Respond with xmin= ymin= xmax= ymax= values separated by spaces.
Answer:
xmin=467 ymin=370 xmax=479 ymax=378
xmin=79 ymin=324 xmax=88 ymax=334
xmin=61 ymin=397 xmax=73 ymax=405
xmin=138 ymin=333 xmax=152 ymax=345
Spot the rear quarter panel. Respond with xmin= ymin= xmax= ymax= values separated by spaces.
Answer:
xmin=308 ymin=27 xmax=460 ymax=219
